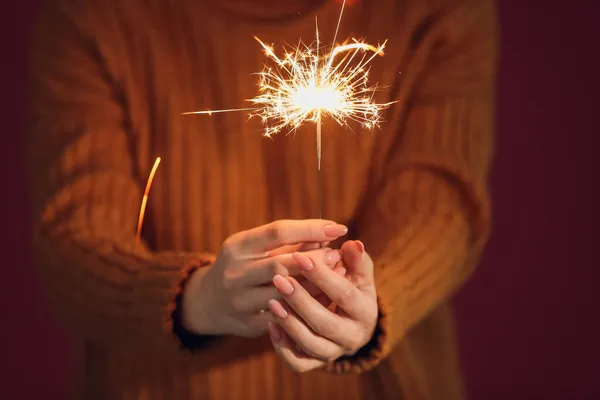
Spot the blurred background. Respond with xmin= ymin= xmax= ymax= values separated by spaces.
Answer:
xmin=1 ymin=1 xmax=598 ymax=399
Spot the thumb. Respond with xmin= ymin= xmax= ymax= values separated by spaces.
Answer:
xmin=341 ymin=240 xmax=375 ymax=283
xmin=340 ymin=240 xmax=364 ymax=273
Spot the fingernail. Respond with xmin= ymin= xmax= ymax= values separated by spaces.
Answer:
xmin=333 ymin=266 xmax=347 ymax=277
xmin=268 ymin=322 xmax=282 ymax=341
xmin=268 ymin=299 xmax=288 ymax=319
xmin=326 ymin=250 xmax=342 ymax=266
xmin=292 ymin=252 xmax=313 ymax=271
xmin=273 ymin=275 xmax=295 ymax=296
xmin=323 ymin=224 xmax=348 ymax=238
xmin=355 ymin=240 xmax=365 ymax=254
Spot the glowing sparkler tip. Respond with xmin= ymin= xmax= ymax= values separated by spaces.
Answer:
xmin=245 ymin=34 xmax=392 ymax=135
xmin=291 ymin=86 xmax=344 ymax=112
xmin=183 ymin=0 xmax=392 ymax=137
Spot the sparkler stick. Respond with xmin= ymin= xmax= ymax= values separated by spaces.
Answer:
xmin=316 ymin=113 xmax=323 ymax=248
xmin=316 ymin=17 xmax=323 ymax=221
xmin=136 ymin=157 xmax=161 ymax=246
xmin=316 ymin=113 xmax=322 ymax=220
xmin=182 ymin=0 xmax=394 ymax=222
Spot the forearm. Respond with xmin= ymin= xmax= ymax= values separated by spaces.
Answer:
xmin=29 ymin=164 xmax=216 ymax=348
xmin=34 ymin=228 xmax=215 ymax=349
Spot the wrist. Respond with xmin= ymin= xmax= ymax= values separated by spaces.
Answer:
xmin=181 ymin=264 xmax=213 ymax=335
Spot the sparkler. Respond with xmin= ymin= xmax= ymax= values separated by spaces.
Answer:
xmin=136 ymin=1 xmax=393 ymax=248
xmin=183 ymin=0 xmax=394 ymax=219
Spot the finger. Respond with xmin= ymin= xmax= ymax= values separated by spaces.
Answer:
xmin=232 ymin=220 xmax=348 ymax=255
xmin=234 ymin=286 xmax=281 ymax=314
xmin=235 ymin=248 xmax=341 ymax=288
xmin=231 ymin=253 xmax=297 ymax=288
xmin=238 ymin=252 xmax=270 ymax=261
xmin=299 ymin=242 xmax=323 ymax=251
xmin=316 ymin=266 xmax=346 ymax=310
xmin=297 ymin=265 xmax=346 ymax=298
xmin=292 ymin=252 xmax=369 ymax=322
xmin=269 ymin=241 xmax=323 ymax=258
xmin=340 ymin=240 xmax=375 ymax=284
xmin=286 ymin=247 xmax=340 ymax=278
xmin=273 ymin=275 xmax=360 ymax=350
xmin=268 ymin=323 xmax=325 ymax=373
xmin=313 ymin=293 xmax=338 ymax=311
xmin=268 ymin=241 xmax=317 ymax=257
xmin=340 ymin=240 xmax=363 ymax=271
xmin=243 ymin=310 xmax=276 ymax=335
xmin=267 ymin=242 xmax=330 ymax=257
xmin=268 ymin=299 xmax=342 ymax=362
xmin=292 ymin=248 xmax=342 ymax=295
xmin=269 ymin=243 xmax=303 ymax=257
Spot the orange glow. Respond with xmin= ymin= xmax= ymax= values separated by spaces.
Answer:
xmin=136 ymin=157 xmax=161 ymax=246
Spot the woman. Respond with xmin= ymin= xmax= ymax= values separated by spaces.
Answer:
xmin=26 ymin=0 xmax=497 ymax=398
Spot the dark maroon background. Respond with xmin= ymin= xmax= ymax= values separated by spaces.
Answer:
xmin=1 ymin=1 xmax=598 ymax=399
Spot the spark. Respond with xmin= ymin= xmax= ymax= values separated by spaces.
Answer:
xmin=136 ymin=157 xmax=161 ymax=246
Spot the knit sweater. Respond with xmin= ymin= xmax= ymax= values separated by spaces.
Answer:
xmin=26 ymin=0 xmax=496 ymax=398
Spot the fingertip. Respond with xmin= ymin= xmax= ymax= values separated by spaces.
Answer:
xmin=343 ymin=239 xmax=363 ymax=253
xmin=323 ymin=224 xmax=349 ymax=238
xmin=272 ymin=274 xmax=285 ymax=285
xmin=293 ymin=252 xmax=314 ymax=271
xmin=325 ymin=249 xmax=342 ymax=266
xmin=273 ymin=274 xmax=295 ymax=296
xmin=340 ymin=240 xmax=363 ymax=267
xmin=268 ymin=298 xmax=289 ymax=319
xmin=340 ymin=240 xmax=355 ymax=252
xmin=355 ymin=240 xmax=365 ymax=254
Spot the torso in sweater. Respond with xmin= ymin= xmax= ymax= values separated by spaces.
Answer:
xmin=27 ymin=0 xmax=496 ymax=398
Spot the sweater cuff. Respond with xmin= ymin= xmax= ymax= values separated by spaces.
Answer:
xmin=169 ymin=260 xmax=221 ymax=351
xmin=325 ymin=295 xmax=392 ymax=373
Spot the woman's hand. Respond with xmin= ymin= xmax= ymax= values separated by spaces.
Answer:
xmin=268 ymin=240 xmax=378 ymax=372
xmin=182 ymin=220 xmax=348 ymax=338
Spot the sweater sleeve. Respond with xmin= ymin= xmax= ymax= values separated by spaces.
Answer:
xmin=26 ymin=0 xmax=215 ymax=349
xmin=327 ymin=0 xmax=497 ymax=373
